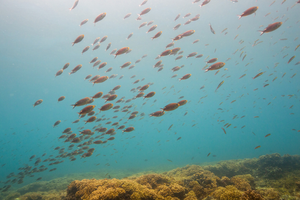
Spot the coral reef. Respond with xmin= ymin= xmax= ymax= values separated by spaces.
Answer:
xmin=211 ymin=185 xmax=244 ymax=200
xmin=230 ymin=175 xmax=253 ymax=191
xmin=3 ymin=153 xmax=300 ymax=200
xmin=257 ymin=188 xmax=281 ymax=200
xmin=241 ymin=189 xmax=264 ymax=200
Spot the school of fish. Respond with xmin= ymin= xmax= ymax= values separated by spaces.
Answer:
xmin=1 ymin=0 xmax=300 ymax=193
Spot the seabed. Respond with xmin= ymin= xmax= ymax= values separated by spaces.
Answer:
xmin=1 ymin=153 xmax=300 ymax=200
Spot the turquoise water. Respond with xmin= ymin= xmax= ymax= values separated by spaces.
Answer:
xmin=1 ymin=0 xmax=300 ymax=191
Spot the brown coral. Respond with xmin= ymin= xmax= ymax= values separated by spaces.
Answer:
xmin=257 ymin=188 xmax=280 ymax=200
xmin=211 ymin=185 xmax=244 ymax=200
xmin=231 ymin=176 xmax=251 ymax=191
xmin=241 ymin=189 xmax=264 ymax=200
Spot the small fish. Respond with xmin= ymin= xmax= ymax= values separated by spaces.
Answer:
xmin=253 ymin=72 xmax=264 ymax=79
xmin=254 ymin=145 xmax=261 ymax=149
xmin=259 ymin=22 xmax=282 ymax=36
xmin=177 ymin=137 xmax=182 ymax=140
xmin=168 ymin=124 xmax=173 ymax=130
xmin=221 ymin=127 xmax=226 ymax=134
xmin=94 ymin=13 xmax=106 ymax=25
xmin=238 ymin=6 xmax=258 ymax=19
xmin=138 ymin=7 xmax=151 ymax=17
xmin=215 ymin=80 xmax=224 ymax=92
xmin=80 ymin=19 xmax=88 ymax=26
xmin=209 ymin=23 xmax=215 ymax=34
xmin=288 ymin=55 xmax=295 ymax=64
xmin=72 ymin=34 xmax=84 ymax=46
xmin=207 ymin=153 xmax=211 ymax=157
xmin=127 ymin=32 xmax=133 ymax=40
xmin=69 ymin=0 xmax=79 ymax=11
xmin=174 ymin=14 xmax=180 ymax=21
xmin=139 ymin=0 xmax=148 ymax=7
xmin=265 ymin=133 xmax=271 ymax=137
xmin=124 ymin=13 xmax=131 ymax=20
xmin=200 ymin=0 xmax=211 ymax=7
xmin=239 ymin=74 xmax=246 ymax=79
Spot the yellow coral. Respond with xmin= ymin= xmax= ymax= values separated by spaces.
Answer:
xmin=257 ymin=188 xmax=281 ymax=200
xmin=231 ymin=176 xmax=251 ymax=191
xmin=212 ymin=185 xmax=244 ymax=200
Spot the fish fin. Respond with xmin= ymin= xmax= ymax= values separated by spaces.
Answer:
xmin=259 ymin=31 xmax=264 ymax=36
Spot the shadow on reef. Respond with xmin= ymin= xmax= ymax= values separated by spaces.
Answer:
xmin=2 ymin=153 xmax=300 ymax=200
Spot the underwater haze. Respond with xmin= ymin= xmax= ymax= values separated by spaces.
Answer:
xmin=1 ymin=0 xmax=300 ymax=192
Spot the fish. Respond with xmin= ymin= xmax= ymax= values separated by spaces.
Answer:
xmin=259 ymin=22 xmax=282 ymax=36
xmin=139 ymin=22 xmax=147 ymax=29
xmin=69 ymin=64 xmax=82 ymax=75
xmin=162 ymin=103 xmax=180 ymax=111
xmin=179 ymin=74 xmax=191 ymax=81
xmin=178 ymin=100 xmax=187 ymax=106
xmin=124 ymin=13 xmax=131 ymax=20
xmin=78 ymin=105 xmax=95 ymax=116
xmin=186 ymin=52 xmax=197 ymax=58
xmin=115 ymin=47 xmax=130 ymax=58
xmin=253 ymin=72 xmax=264 ymax=79
xmin=209 ymin=23 xmax=215 ymax=34
xmin=127 ymin=33 xmax=133 ymax=40
xmin=58 ymin=96 xmax=65 ymax=102
xmin=146 ymin=25 xmax=157 ymax=33
xmin=81 ymin=46 xmax=90 ymax=54
xmin=92 ymin=44 xmax=100 ymax=51
xmin=100 ymin=36 xmax=108 ymax=43
xmin=215 ymin=80 xmax=224 ymax=92
xmin=238 ymin=6 xmax=258 ymax=19
xmin=139 ymin=0 xmax=148 ymax=7
xmin=265 ymin=133 xmax=271 ymax=137
xmin=138 ymin=8 xmax=151 ymax=16
xmin=221 ymin=127 xmax=226 ymax=134
xmin=63 ymin=63 xmax=70 ymax=70
xmin=239 ymin=74 xmax=246 ymax=79
xmin=55 ymin=69 xmax=63 ymax=77
xmin=94 ymin=13 xmax=106 ymax=25
xmin=72 ymin=34 xmax=84 ymax=46
xmin=205 ymin=62 xmax=225 ymax=72
xmin=173 ymin=24 xmax=181 ymax=30
xmin=80 ymin=19 xmax=88 ymax=26
xmin=69 ymin=0 xmax=79 ymax=11
xmin=207 ymin=153 xmax=211 ymax=157
xmin=151 ymin=31 xmax=162 ymax=40
xmin=149 ymin=110 xmax=165 ymax=117
xmin=33 ymin=99 xmax=43 ymax=107
xmin=200 ymin=0 xmax=211 ymax=7
xmin=99 ymin=103 xmax=113 ymax=112
xmin=174 ymin=14 xmax=180 ymax=21
xmin=90 ymin=57 xmax=98 ymax=63
xmin=254 ymin=145 xmax=261 ymax=149
xmin=93 ymin=76 xmax=109 ymax=85
xmin=207 ymin=58 xmax=218 ymax=63
xmin=287 ymin=55 xmax=295 ymax=64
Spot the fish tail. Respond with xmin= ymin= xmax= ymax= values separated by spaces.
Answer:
xmin=258 ymin=30 xmax=264 ymax=36
xmin=238 ymin=15 xmax=242 ymax=19
xmin=72 ymin=43 xmax=74 ymax=46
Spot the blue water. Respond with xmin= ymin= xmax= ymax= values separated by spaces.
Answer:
xmin=1 ymin=0 xmax=300 ymax=190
